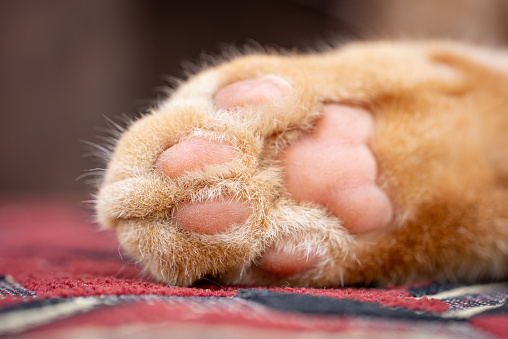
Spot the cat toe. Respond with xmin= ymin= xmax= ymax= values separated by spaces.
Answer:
xmin=173 ymin=198 xmax=251 ymax=235
xmin=155 ymin=137 xmax=236 ymax=178
xmin=259 ymin=246 xmax=319 ymax=276
xmin=214 ymin=75 xmax=290 ymax=109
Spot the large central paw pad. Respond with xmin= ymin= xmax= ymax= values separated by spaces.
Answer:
xmin=278 ymin=104 xmax=393 ymax=234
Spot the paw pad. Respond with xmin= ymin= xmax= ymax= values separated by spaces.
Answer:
xmin=174 ymin=198 xmax=251 ymax=235
xmin=259 ymin=246 xmax=318 ymax=276
xmin=155 ymin=137 xmax=235 ymax=178
xmin=215 ymin=76 xmax=289 ymax=109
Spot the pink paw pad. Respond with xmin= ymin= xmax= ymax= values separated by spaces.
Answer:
xmin=278 ymin=104 xmax=394 ymax=234
xmin=155 ymin=137 xmax=235 ymax=178
xmin=173 ymin=198 xmax=250 ymax=235
xmin=215 ymin=76 xmax=288 ymax=109
xmin=259 ymin=246 xmax=318 ymax=276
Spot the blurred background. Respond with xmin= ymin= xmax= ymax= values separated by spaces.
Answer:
xmin=1 ymin=0 xmax=508 ymax=201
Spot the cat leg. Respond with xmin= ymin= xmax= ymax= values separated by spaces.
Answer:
xmin=339 ymin=188 xmax=508 ymax=285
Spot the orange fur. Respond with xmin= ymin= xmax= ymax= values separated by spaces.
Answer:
xmin=96 ymin=41 xmax=508 ymax=287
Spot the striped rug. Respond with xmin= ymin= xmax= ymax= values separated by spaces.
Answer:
xmin=1 ymin=198 xmax=507 ymax=338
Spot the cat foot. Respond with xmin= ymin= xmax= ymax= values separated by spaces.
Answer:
xmin=97 ymin=42 xmax=508 ymax=287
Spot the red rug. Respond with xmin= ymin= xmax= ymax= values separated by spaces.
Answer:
xmin=1 ymin=197 xmax=507 ymax=338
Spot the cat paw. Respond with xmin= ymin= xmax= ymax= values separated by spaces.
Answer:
xmin=98 ymin=42 xmax=500 ymax=286
xmin=96 ymin=57 xmax=395 ymax=286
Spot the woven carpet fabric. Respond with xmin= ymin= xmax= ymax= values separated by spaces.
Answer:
xmin=0 ymin=198 xmax=507 ymax=338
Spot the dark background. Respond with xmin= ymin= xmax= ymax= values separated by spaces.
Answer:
xmin=1 ymin=0 xmax=507 ymax=199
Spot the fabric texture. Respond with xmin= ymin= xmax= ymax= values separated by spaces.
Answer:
xmin=1 ymin=198 xmax=507 ymax=338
